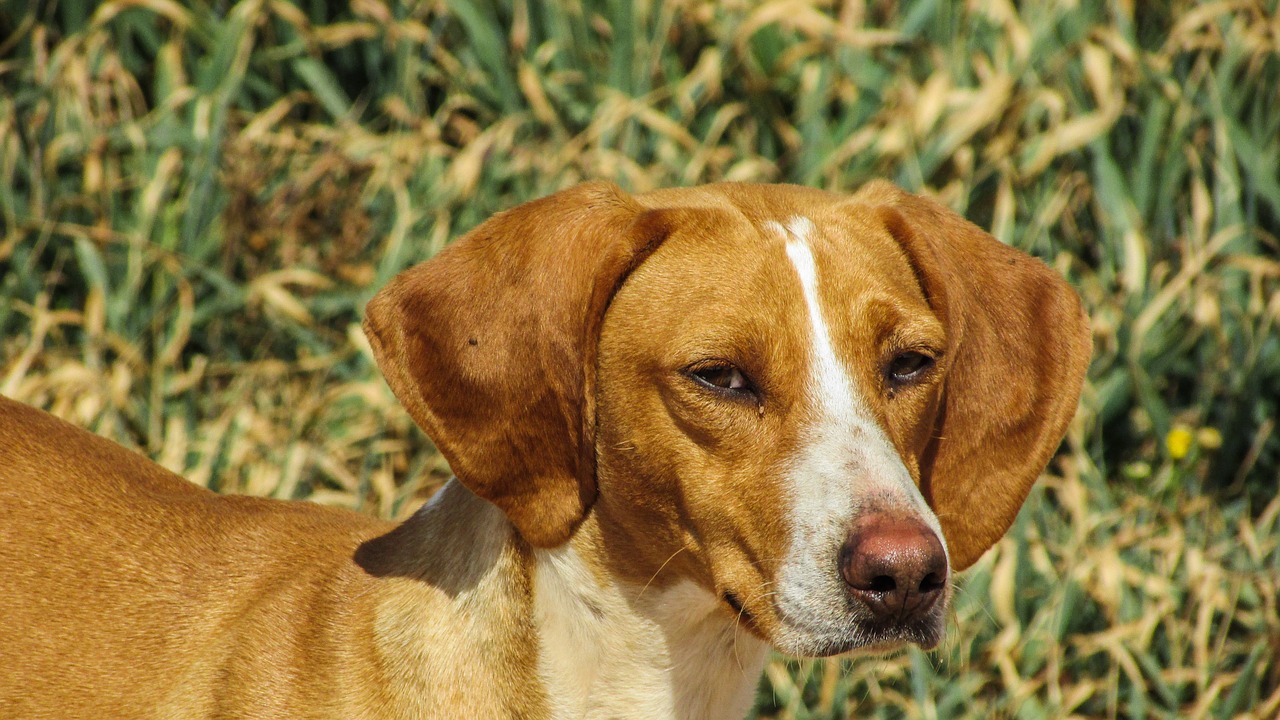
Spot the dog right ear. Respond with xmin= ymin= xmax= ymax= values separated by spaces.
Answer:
xmin=363 ymin=182 xmax=674 ymax=548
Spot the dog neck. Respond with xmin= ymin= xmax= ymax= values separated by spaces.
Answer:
xmin=355 ymin=480 xmax=549 ymax=717
xmin=533 ymin=516 xmax=768 ymax=720
xmin=368 ymin=479 xmax=767 ymax=720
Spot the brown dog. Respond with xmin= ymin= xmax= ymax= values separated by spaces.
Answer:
xmin=0 ymin=181 xmax=1090 ymax=719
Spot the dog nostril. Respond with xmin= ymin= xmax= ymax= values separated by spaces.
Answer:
xmin=919 ymin=572 xmax=945 ymax=594
xmin=867 ymin=575 xmax=896 ymax=594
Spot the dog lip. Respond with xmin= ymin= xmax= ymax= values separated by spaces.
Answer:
xmin=789 ymin=620 xmax=945 ymax=658
xmin=856 ymin=614 xmax=946 ymax=651
xmin=720 ymin=589 xmax=916 ymax=658
xmin=770 ymin=599 xmax=947 ymax=657
xmin=721 ymin=590 xmax=762 ymax=634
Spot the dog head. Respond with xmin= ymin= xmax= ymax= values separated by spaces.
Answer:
xmin=364 ymin=181 xmax=1090 ymax=656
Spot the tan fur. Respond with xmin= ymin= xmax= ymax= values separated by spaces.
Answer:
xmin=0 ymin=181 xmax=1090 ymax=719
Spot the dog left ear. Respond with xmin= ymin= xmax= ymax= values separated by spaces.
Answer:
xmin=363 ymin=182 xmax=673 ymax=548
xmin=858 ymin=181 xmax=1092 ymax=570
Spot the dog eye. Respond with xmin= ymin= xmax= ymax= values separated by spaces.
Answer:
xmin=886 ymin=352 xmax=934 ymax=385
xmin=689 ymin=364 xmax=754 ymax=396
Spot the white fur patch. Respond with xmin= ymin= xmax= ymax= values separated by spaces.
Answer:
xmin=533 ymin=546 xmax=766 ymax=720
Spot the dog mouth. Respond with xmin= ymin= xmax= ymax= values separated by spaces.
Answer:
xmin=721 ymin=590 xmax=761 ymax=633
xmin=724 ymin=587 xmax=947 ymax=658
xmin=783 ymin=610 xmax=946 ymax=658
xmin=829 ymin=615 xmax=946 ymax=656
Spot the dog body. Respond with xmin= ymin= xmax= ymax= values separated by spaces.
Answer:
xmin=0 ymin=181 xmax=1090 ymax=719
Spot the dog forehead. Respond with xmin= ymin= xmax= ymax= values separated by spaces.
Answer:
xmin=603 ymin=213 xmax=802 ymax=349
xmin=626 ymin=186 xmax=926 ymax=316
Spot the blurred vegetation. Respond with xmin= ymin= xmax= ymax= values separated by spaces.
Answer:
xmin=1 ymin=0 xmax=1277 ymax=717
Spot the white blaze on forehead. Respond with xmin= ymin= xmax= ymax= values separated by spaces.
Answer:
xmin=773 ymin=217 xmax=860 ymax=424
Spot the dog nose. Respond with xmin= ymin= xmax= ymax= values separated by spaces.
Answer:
xmin=839 ymin=514 xmax=948 ymax=623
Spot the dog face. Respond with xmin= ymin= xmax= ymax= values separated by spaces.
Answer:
xmin=364 ymin=181 xmax=1091 ymax=657
xmin=593 ymin=199 xmax=952 ymax=655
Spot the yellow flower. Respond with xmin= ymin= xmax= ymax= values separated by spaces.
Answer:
xmin=1166 ymin=427 xmax=1193 ymax=460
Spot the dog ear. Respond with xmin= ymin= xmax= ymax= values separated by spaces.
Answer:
xmin=363 ymin=182 xmax=672 ymax=548
xmin=860 ymin=181 xmax=1092 ymax=570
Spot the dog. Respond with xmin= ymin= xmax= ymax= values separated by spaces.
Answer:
xmin=0 ymin=181 xmax=1090 ymax=719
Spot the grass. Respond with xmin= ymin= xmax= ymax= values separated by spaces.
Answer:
xmin=1 ymin=0 xmax=1278 ymax=717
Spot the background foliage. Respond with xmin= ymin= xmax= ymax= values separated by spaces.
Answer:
xmin=2 ymin=0 xmax=1277 ymax=717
